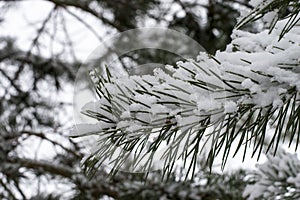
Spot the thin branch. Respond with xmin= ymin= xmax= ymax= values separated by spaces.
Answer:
xmin=8 ymin=157 xmax=74 ymax=178
xmin=45 ymin=0 xmax=125 ymax=31
xmin=13 ymin=5 xmax=57 ymax=81
xmin=21 ymin=131 xmax=82 ymax=158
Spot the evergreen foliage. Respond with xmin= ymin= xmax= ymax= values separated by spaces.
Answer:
xmin=76 ymin=0 xmax=300 ymax=181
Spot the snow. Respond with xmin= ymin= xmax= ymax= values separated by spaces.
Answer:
xmin=120 ymin=111 xmax=131 ymax=118
xmin=287 ymin=173 xmax=300 ymax=188
xmin=71 ymin=122 xmax=114 ymax=137
xmin=224 ymin=101 xmax=238 ymax=113
xmin=249 ymin=0 xmax=264 ymax=7
xmin=243 ymin=150 xmax=300 ymax=199
xmin=76 ymin=0 xmax=300 ymax=180
xmin=241 ymin=79 xmax=254 ymax=89
xmin=197 ymin=97 xmax=220 ymax=112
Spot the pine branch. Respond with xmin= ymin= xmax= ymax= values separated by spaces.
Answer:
xmin=243 ymin=149 xmax=300 ymax=199
xmin=74 ymin=0 xmax=300 ymax=179
xmin=236 ymin=0 xmax=300 ymax=40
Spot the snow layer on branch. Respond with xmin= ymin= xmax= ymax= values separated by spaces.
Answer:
xmin=224 ymin=101 xmax=238 ymax=113
xmin=71 ymin=122 xmax=114 ymax=137
xmin=77 ymin=15 xmax=300 ymax=173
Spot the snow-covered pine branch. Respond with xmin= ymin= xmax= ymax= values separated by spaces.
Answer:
xmin=73 ymin=0 xmax=300 ymax=178
xmin=243 ymin=149 xmax=300 ymax=199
